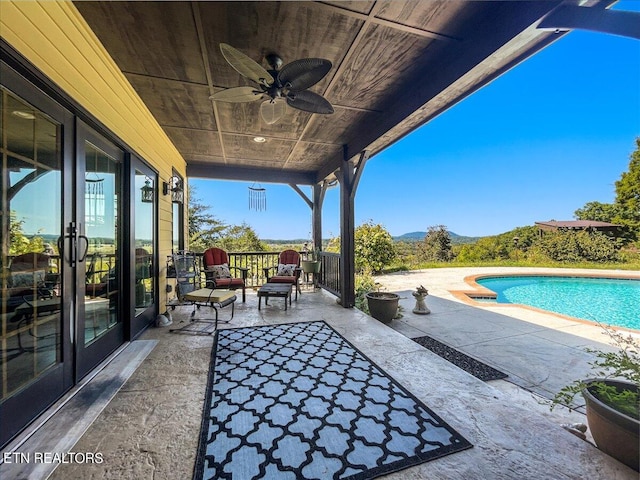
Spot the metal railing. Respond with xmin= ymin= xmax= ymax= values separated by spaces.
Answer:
xmin=181 ymin=251 xmax=301 ymax=288
xmin=318 ymin=252 xmax=340 ymax=297
xmin=8 ymin=249 xmax=345 ymax=298
xmin=224 ymin=251 xmax=285 ymax=288
xmin=168 ymin=251 xmax=343 ymax=293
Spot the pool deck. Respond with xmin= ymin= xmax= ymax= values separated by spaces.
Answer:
xmin=377 ymin=266 xmax=640 ymax=405
xmin=3 ymin=267 xmax=638 ymax=479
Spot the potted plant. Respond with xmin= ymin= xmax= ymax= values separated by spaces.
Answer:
xmin=551 ymin=325 xmax=639 ymax=471
xmin=366 ymin=291 xmax=400 ymax=323
xmin=300 ymin=245 xmax=321 ymax=274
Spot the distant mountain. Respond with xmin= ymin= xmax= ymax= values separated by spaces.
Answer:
xmin=394 ymin=231 xmax=426 ymax=241
xmin=263 ymin=231 xmax=482 ymax=245
xmin=394 ymin=231 xmax=481 ymax=245
xmin=263 ymin=238 xmax=311 ymax=245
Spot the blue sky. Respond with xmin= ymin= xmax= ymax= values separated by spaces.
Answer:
xmin=191 ymin=2 xmax=640 ymax=240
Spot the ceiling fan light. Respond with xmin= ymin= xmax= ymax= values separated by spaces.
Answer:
xmin=260 ymin=99 xmax=286 ymax=125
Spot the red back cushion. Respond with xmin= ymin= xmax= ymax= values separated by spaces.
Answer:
xmin=203 ymin=248 xmax=228 ymax=268
xmin=279 ymin=249 xmax=300 ymax=265
xmin=11 ymin=252 xmax=50 ymax=272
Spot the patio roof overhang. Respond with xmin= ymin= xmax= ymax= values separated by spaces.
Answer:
xmin=73 ymin=0 xmax=626 ymax=186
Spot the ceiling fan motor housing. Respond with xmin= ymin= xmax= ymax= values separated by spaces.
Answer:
xmin=265 ymin=53 xmax=283 ymax=71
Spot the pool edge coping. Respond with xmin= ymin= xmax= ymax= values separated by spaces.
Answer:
xmin=450 ymin=271 xmax=640 ymax=334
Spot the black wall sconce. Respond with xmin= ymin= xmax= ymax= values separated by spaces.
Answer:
xmin=163 ymin=175 xmax=184 ymax=204
xmin=140 ymin=177 xmax=154 ymax=203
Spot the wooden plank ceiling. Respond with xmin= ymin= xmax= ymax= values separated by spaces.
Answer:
xmin=74 ymin=1 xmax=612 ymax=185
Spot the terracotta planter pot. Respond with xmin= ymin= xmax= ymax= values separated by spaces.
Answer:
xmin=583 ymin=378 xmax=639 ymax=471
xmin=366 ymin=292 xmax=399 ymax=323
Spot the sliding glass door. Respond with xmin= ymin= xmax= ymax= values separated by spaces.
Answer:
xmin=0 ymin=58 xmax=159 ymax=449
xmin=0 ymin=66 xmax=73 ymax=446
xmin=131 ymin=158 xmax=157 ymax=335
xmin=75 ymin=122 xmax=124 ymax=380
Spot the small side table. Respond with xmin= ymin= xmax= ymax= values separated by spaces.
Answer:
xmin=258 ymin=283 xmax=292 ymax=311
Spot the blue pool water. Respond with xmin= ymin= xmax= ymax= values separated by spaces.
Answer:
xmin=476 ymin=276 xmax=640 ymax=331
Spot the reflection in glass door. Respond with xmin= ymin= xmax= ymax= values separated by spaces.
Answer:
xmin=76 ymin=124 xmax=123 ymax=380
xmin=131 ymin=160 xmax=156 ymax=335
xmin=0 ymin=81 xmax=72 ymax=447
xmin=134 ymin=171 xmax=154 ymax=316
xmin=83 ymin=143 xmax=120 ymax=345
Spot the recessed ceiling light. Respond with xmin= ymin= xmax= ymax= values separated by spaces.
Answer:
xmin=253 ymin=136 xmax=266 ymax=143
xmin=12 ymin=110 xmax=36 ymax=120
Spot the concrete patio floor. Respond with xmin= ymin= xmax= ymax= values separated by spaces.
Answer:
xmin=3 ymin=267 xmax=638 ymax=479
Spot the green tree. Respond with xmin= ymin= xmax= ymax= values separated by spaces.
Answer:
xmin=454 ymin=225 xmax=536 ymax=263
xmin=8 ymin=212 xmax=45 ymax=255
xmin=354 ymin=221 xmax=396 ymax=273
xmin=325 ymin=235 xmax=341 ymax=253
xmin=217 ymin=223 xmax=266 ymax=252
xmin=575 ymin=138 xmax=640 ymax=243
xmin=188 ymin=185 xmax=227 ymax=252
xmin=421 ymin=225 xmax=453 ymax=262
xmin=456 ymin=237 xmax=507 ymax=262
xmin=613 ymin=138 xmax=640 ymax=240
xmin=574 ymin=201 xmax=620 ymax=223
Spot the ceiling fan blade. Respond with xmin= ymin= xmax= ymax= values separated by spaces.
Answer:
xmin=286 ymin=90 xmax=334 ymax=114
xmin=210 ymin=86 xmax=262 ymax=103
xmin=260 ymin=98 xmax=287 ymax=125
xmin=219 ymin=43 xmax=274 ymax=86
xmin=278 ymin=58 xmax=332 ymax=91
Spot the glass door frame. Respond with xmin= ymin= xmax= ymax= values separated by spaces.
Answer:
xmin=129 ymin=156 xmax=158 ymax=338
xmin=0 ymin=62 xmax=74 ymax=446
xmin=74 ymin=121 xmax=125 ymax=381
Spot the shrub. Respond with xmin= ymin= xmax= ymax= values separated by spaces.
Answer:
xmin=456 ymin=236 xmax=508 ymax=262
xmin=538 ymin=230 xmax=619 ymax=263
xmin=354 ymin=221 xmax=396 ymax=274
xmin=355 ymin=271 xmax=378 ymax=314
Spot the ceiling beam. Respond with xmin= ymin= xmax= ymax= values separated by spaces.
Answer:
xmin=282 ymin=1 xmax=382 ymax=171
xmin=538 ymin=5 xmax=640 ymax=40
xmin=192 ymin=1 xmax=228 ymax=164
xmin=314 ymin=2 xmax=459 ymax=42
xmin=315 ymin=1 xmax=566 ymax=179
xmin=314 ymin=150 xmax=342 ymax=183
xmin=187 ymin=162 xmax=316 ymax=185
xmin=288 ymin=184 xmax=313 ymax=209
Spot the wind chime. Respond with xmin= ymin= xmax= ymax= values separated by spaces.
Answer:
xmin=248 ymin=182 xmax=266 ymax=211
xmin=85 ymin=148 xmax=105 ymax=226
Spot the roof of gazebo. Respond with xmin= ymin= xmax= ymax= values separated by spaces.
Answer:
xmin=535 ymin=220 xmax=622 ymax=230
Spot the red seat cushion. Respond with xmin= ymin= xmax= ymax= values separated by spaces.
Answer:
xmin=213 ymin=278 xmax=244 ymax=288
xmin=269 ymin=276 xmax=296 ymax=284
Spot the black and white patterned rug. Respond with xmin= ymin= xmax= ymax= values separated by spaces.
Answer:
xmin=194 ymin=321 xmax=472 ymax=480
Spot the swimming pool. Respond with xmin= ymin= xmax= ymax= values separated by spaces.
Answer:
xmin=475 ymin=275 xmax=640 ymax=331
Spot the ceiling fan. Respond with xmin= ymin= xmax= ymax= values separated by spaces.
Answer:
xmin=210 ymin=43 xmax=334 ymax=125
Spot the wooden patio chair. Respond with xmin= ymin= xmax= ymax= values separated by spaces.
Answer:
xmin=7 ymin=251 xmax=60 ymax=323
xmin=202 ymin=247 xmax=248 ymax=302
xmin=263 ymin=249 xmax=301 ymax=301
